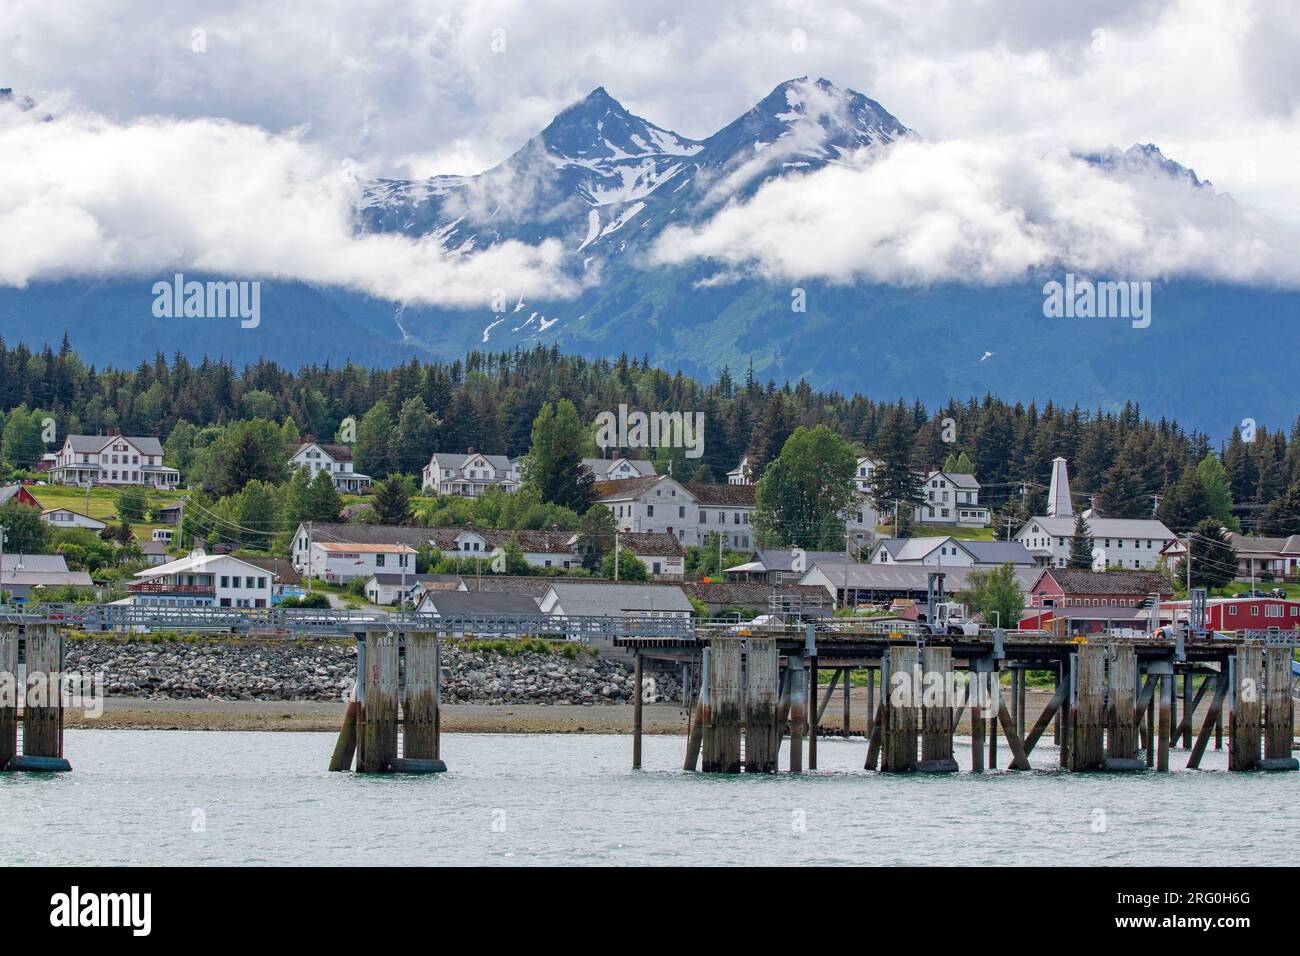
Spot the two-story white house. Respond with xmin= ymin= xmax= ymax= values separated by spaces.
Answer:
xmin=582 ymin=457 xmax=655 ymax=481
xmin=1015 ymin=514 xmax=1177 ymax=570
xmin=685 ymin=482 xmax=757 ymax=551
xmin=303 ymin=542 xmax=417 ymax=584
xmin=288 ymin=441 xmax=373 ymax=493
xmin=854 ymin=457 xmax=881 ymax=495
xmin=128 ymin=550 xmax=274 ymax=608
xmin=421 ymin=451 xmax=520 ymax=497
xmin=49 ymin=433 xmax=180 ymax=489
xmin=425 ymin=527 xmax=580 ymax=571
xmin=726 ymin=457 xmax=754 ymax=485
xmin=914 ymin=470 xmax=990 ymax=527
xmin=596 ymin=475 xmax=702 ymax=545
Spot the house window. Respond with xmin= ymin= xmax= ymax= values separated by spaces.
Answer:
xmin=377 ymin=553 xmax=385 ymax=567
xmin=647 ymin=505 xmax=654 ymax=517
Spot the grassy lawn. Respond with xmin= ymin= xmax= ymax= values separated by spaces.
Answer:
xmin=877 ymin=523 xmax=997 ymax=541
xmin=25 ymin=483 xmax=191 ymax=541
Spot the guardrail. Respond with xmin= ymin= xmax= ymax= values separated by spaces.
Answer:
xmin=0 ymin=603 xmax=698 ymax=641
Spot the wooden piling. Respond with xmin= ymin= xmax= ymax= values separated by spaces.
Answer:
xmin=881 ymin=646 xmax=918 ymax=773
xmin=0 ymin=628 xmax=16 ymax=769
xmin=1187 ymin=673 xmax=1228 ymax=770
xmin=1181 ymin=672 xmax=1194 ymax=748
xmin=971 ymin=689 xmax=985 ymax=773
xmin=632 ymin=652 xmax=643 ymax=770
xmin=807 ymin=655 xmax=818 ymax=770
xmin=865 ymin=666 xmax=875 ymax=738
xmin=1228 ymin=646 xmax=1263 ymax=772
xmin=1069 ymin=646 xmax=1105 ymax=770
xmin=360 ymin=629 xmax=399 ymax=773
xmin=1263 ymin=646 xmax=1295 ymax=768
xmin=22 ymin=625 xmax=62 ymax=758
xmin=328 ymin=700 xmax=359 ymax=771
xmin=787 ymin=655 xmax=806 ymax=774
xmin=403 ymin=631 xmax=439 ymax=761
xmin=744 ymin=638 xmax=778 ymax=772
xmin=683 ymin=649 xmax=709 ymax=771
xmin=920 ymin=647 xmax=955 ymax=771
xmin=1106 ymin=645 xmax=1139 ymax=762
xmin=702 ymin=637 xmax=742 ymax=773
xmin=842 ymin=667 xmax=852 ymax=737
xmin=1157 ymin=673 xmax=1172 ymax=772
xmin=1057 ymin=657 xmax=1070 ymax=769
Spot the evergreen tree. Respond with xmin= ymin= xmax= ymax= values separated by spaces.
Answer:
xmin=1180 ymin=518 xmax=1238 ymax=589
xmin=237 ymin=479 xmax=280 ymax=551
xmin=866 ymin=406 xmax=924 ymax=531
xmin=522 ymin=400 xmax=596 ymax=514
xmin=1068 ymin=511 xmax=1094 ymax=569
xmin=354 ymin=401 xmax=394 ymax=477
xmin=305 ymin=469 xmax=344 ymax=522
xmin=371 ymin=475 xmax=413 ymax=525
xmin=1258 ymin=481 xmax=1300 ymax=536
xmin=1156 ymin=466 xmax=1212 ymax=533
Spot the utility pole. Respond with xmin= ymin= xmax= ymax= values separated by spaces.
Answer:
xmin=614 ymin=530 xmax=620 ymax=581
xmin=0 ymin=526 xmax=6 ymax=603
xmin=305 ymin=519 xmax=312 ymax=593
xmin=717 ymin=529 xmax=723 ymax=577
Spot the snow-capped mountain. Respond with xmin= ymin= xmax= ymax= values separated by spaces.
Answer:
xmin=1 ymin=77 xmax=1294 ymax=433
xmin=360 ymin=77 xmax=909 ymax=259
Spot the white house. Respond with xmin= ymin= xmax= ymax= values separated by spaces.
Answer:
xmin=426 ymin=527 xmax=580 ymax=571
xmin=618 ymin=531 xmax=687 ymax=579
xmin=304 ymin=542 xmax=416 ymax=584
xmin=684 ymin=482 xmax=757 ymax=550
xmin=421 ymin=451 xmax=520 ymax=496
xmin=288 ymin=441 xmax=372 ymax=493
xmin=596 ymin=475 xmax=701 ymax=544
xmin=128 ymin=549 xmax=274 ymax=608
xmin=40 ymin=508 xmax=107 ymax=531
xmin=854 ymin=457 xmax=881 ymax=494
xmin=1015 ymin=514 xmax=1177 ymax=570
xmin=726 ymin=457 xmax=754 ymax=485
xmin=49 ymin=433 xmax=179 ymax=489
xmin=845 ymin=493 xmax=877 ymax=550
xmin=914 ymin=471 xmax=990 ymax=527
xmin=582 ymin=457 xmax=655 ymax=481
xmin=290 ymin=523 xmax=431 ymax=576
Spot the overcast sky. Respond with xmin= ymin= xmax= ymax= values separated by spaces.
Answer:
xmin=2 ymin=0 xmax=1298 ymax=299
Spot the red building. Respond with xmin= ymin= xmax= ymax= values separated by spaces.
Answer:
xmin=0 ymin=484 xmax=43 ymax=509
xmin=1163 ymin=597 xmax=1300 ymax=631
xmin=1026 ymin=568 xmax=1173 ymax=609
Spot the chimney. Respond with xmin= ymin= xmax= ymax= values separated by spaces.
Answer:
xmin=1047 ymin=457 xmax=1073 ymax=518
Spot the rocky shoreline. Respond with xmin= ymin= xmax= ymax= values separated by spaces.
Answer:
xmin=64 ymin=638 xmax=683 ymax=706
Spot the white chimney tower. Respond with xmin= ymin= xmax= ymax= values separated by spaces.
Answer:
xmin=1047 ymin=457 xmax=1073 ymax=518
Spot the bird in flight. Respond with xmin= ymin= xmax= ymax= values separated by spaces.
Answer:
xmin=980 ymin=351 xmax=995 ymax=362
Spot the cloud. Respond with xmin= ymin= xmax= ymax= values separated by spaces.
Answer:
xmin=0 ymin=101 xmax=576 ymax=305
xmin=650 ymin=137 xmax=1300 ymax=287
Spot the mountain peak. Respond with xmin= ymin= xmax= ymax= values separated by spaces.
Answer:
xmin=538 ymin=86 xmax=702 ymax=163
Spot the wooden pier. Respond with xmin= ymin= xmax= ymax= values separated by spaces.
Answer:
xmin=329 ymin=628 xmax=447 ymax=775
xmin=616 ymin=621 xmax=1298 ymax=776
xmin=1 ymin=624 xmax=73 ymax=772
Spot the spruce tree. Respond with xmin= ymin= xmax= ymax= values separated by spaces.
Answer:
xmin=371 ymin=475 xmax=413 ymax=526
xmin=1067 ymin=511 xmax=1094 ymax=569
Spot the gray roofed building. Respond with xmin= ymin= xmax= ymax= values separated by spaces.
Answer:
xmin=582 ymin=457 xmax=656 ymax=480
xmin=0 ymin=553 xmax=95 ymax=598
xmin=539 ymin=581 xmax=694 ymax=617
xmin=50 ymin=433 xmax=178 ymax=489
xmin=416 ymin=589 xmax=541 ymax=616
